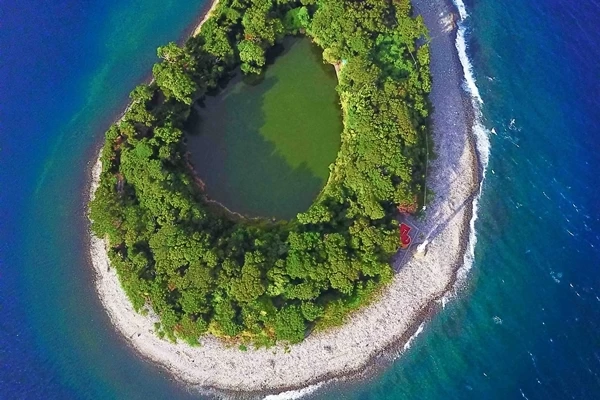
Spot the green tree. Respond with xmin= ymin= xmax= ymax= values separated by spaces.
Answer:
xmin=238 ymin=39 xmax=266 ymax=74
xmin=273 ymin=305 xmax=306 ymax=343
xmin=152 ymin=43 xmax=197 ymax=104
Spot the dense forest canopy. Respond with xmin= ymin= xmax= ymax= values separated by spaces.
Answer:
xmin=90 ymin=0 xmax=431 ymax=346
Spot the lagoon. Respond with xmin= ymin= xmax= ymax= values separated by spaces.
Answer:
xmin=186 ymin=37 xmax=342 ymax=220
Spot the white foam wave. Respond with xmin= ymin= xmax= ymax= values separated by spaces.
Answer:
xmin=403 ymin=322 xmax=425 ymax=351
xmin=453 ymin=0 xmax=469 ymax=19
xmin=452 ymin=0 xmax=491 ymax=284
xmin=454 ymin=0 xmax=483 ymax=105
xmin=455 ymin=29 xmax=483 ymax=104
xmin=457 ymin=176 xmax=482 ymax=283
xmin=263 ymin=382 xmax=325 ymax=400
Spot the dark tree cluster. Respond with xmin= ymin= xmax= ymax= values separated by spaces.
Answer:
xmin=90 ymin=0 xmax=431 ymax=347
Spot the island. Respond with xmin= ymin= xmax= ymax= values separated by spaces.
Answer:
xmin=89 ymin=0 xmax=480 ymax=395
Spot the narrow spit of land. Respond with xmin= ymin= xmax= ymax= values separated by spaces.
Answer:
xmin=88 ymin=0 xmax=480 ymax=396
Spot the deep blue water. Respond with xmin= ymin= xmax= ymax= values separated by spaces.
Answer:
xmin=1 ymin=0 xmax=599 ymax=399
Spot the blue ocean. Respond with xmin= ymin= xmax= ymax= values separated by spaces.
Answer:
xmin=1 ymin=0 xmax=599 ymax=398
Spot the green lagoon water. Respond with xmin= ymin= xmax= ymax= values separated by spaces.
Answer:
xmin=187 ymin=38 xmax=342 ymax=220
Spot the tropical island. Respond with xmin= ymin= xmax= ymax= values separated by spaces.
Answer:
xmin=89 ymin=0 xmax=480 ymax=394
xmin=91 ymin=0 xmax=431 ymax=345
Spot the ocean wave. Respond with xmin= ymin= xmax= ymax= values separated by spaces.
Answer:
xmin=453 ymin=0 xmax=469 ymax=20
xmin=403 ymin=322 xmax=426 ymax=352
xmin=455 ymin=23 xmax=483 ymax=104
xmin=263 ymin=382 xmax=325 ymax=400
xmin=457 ymin=119 xmax=489 ymax=285
xmin=452 ymin=0 xmax=491 ymax=285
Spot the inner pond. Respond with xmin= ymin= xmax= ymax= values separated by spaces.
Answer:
xmin=186 ymin=37 xmax=342 ymax=220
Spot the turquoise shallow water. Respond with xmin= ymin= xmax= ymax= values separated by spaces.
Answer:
xmin=1 ymin=0 xmax=600 ymax=398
